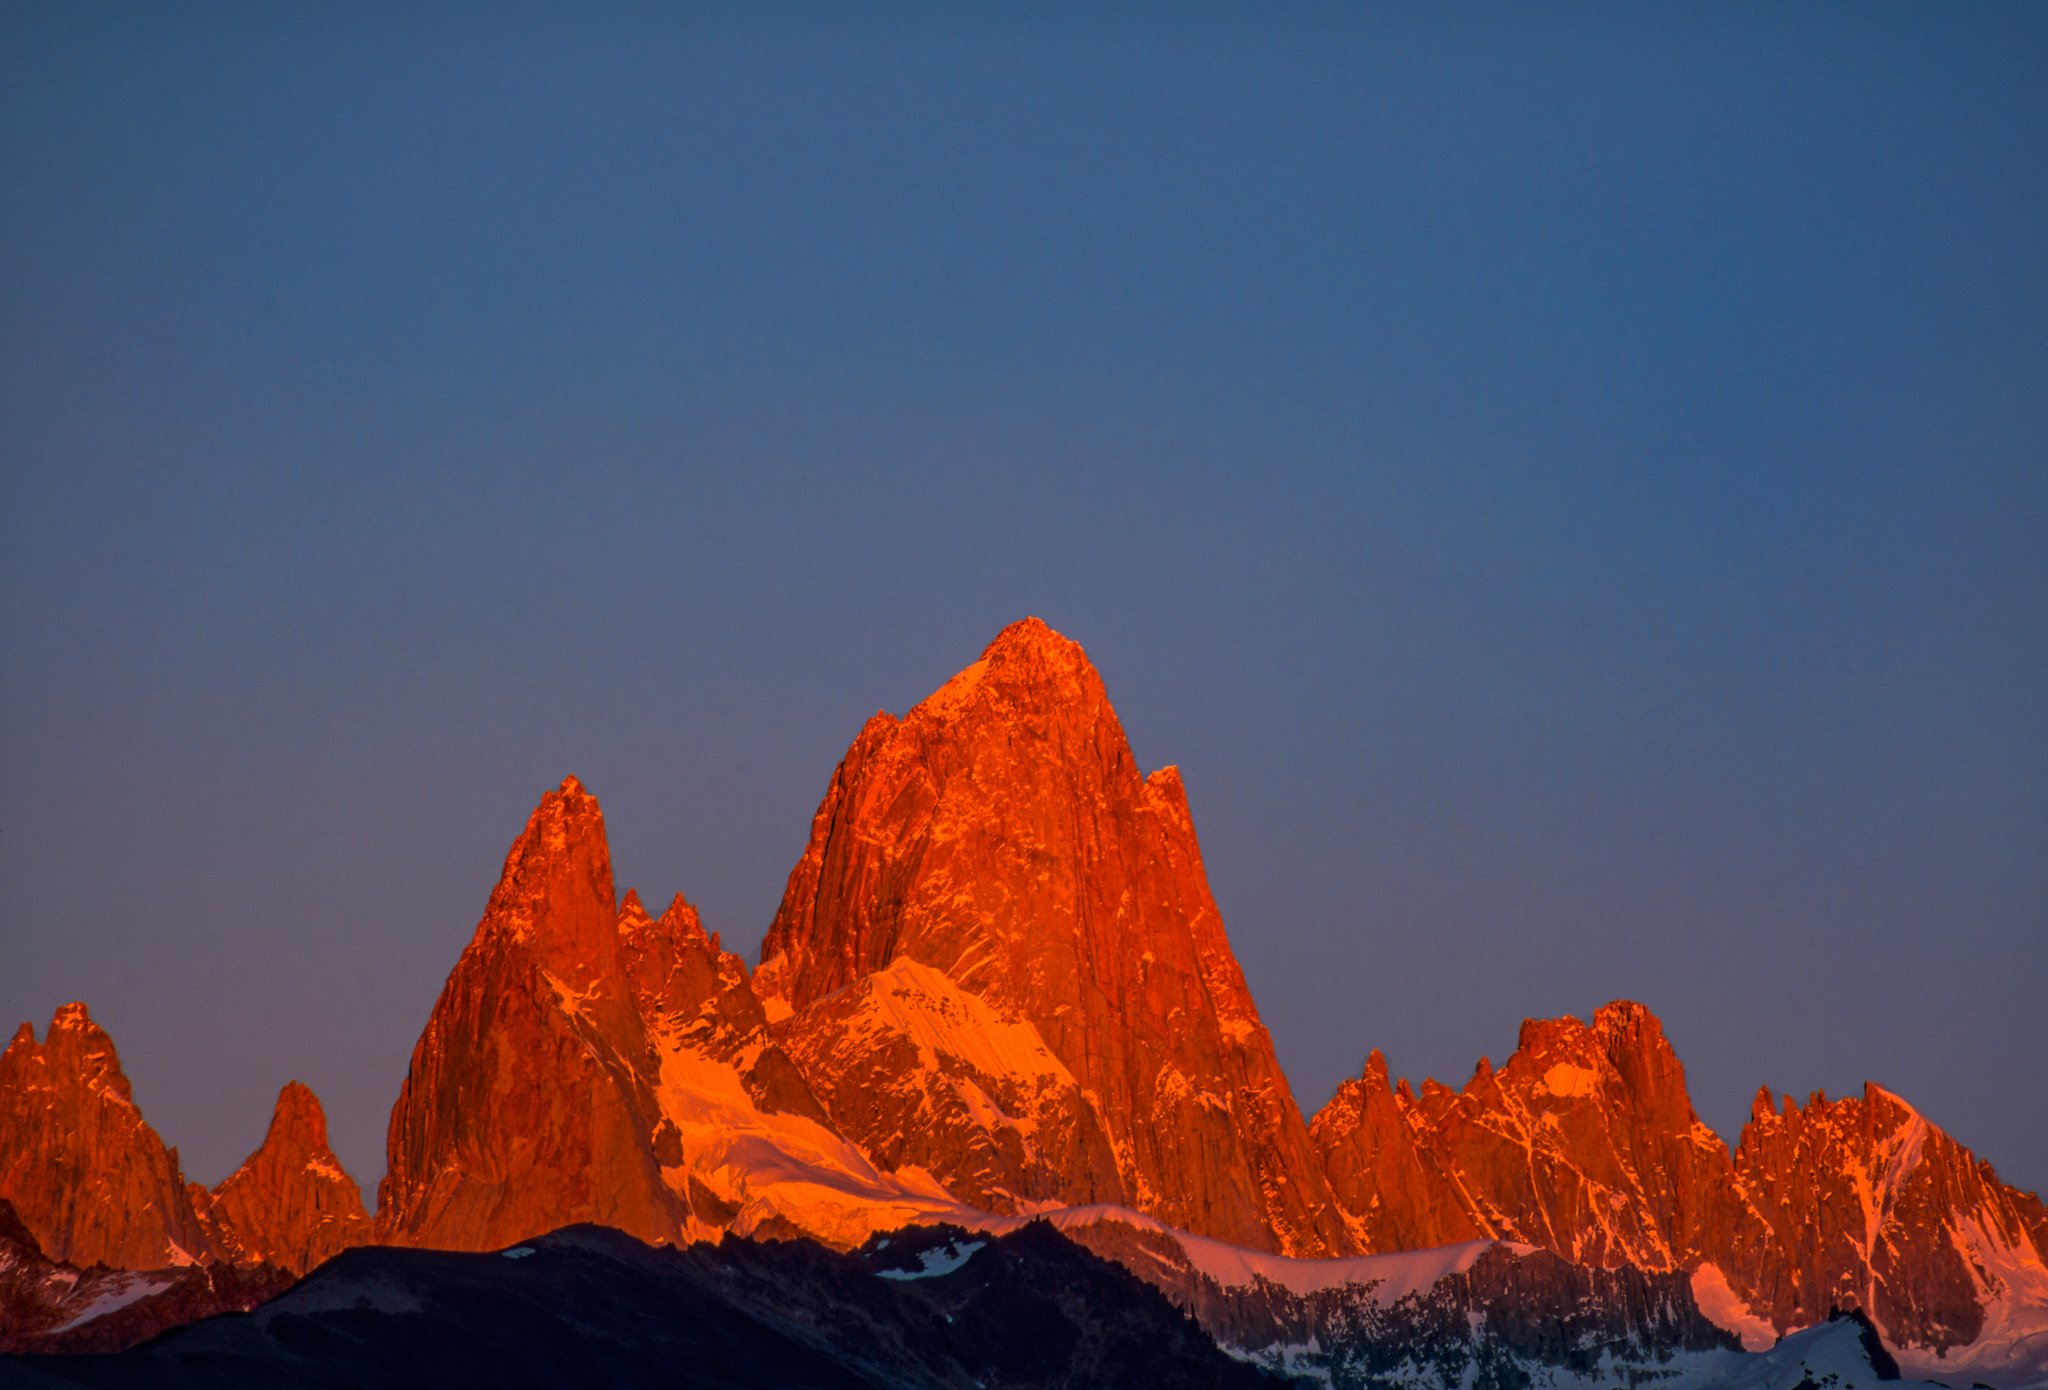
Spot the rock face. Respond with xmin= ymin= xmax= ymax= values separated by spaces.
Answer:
xmin=1315 ymin=1002 xmax=1741 ymax=1272
xmin=377 ymin=776 xmax=955 ymax=1255
xmin=775 ymin=956 xmax=1123 ymax=1214
xmin=0 ymin=1005 xmax=212 ymax=1269
xmin=1309 ymin=1001 xmax=2048 ymax=1383
xmin=1725 ymin=1082 xmax=2048 ymax=1368
xmin=1309 ymin=1050 xmax=1485 ymax=1254
xmin=376 ymin=776 xmax=689 ymax=1250
xmin=756 ymin=617 xmax=1351 ymax=1256
xmin=199 ymin=1082 xmax=369 ymax=1275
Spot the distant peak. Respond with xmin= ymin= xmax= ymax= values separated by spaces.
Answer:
xmin=558 ymin=774 xmax=588 ymax=797
xmin=656 ymin=891 xmax=708 ymax=947
xmin=981 ymin=614 xmax=1075 ymax=657
xmin=1592 ymin=999 xmax=1662 ymax=1037
xmin=619 ymin=888 xmax=648 ymax=920
xmin=50 ymin=1001 xmax=95 ymax=1032
xmin=1363 ymin=1048 xmax=1392 ymax=1091
xmin=906 ymin=618 xmax=1105 ymax=728
xmin=271 ymin=1080 xmax=330 ymax=1147
xmin=1862 ymin=1081 xmax=1920 ymax=1117
xmin=1751 ymin=1085 xmax=1777 ymax=1124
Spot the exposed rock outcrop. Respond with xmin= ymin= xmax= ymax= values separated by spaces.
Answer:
xmin=1727 ymin=1081 xmax=2048 ymax=1363
xmin=375 ymin=776 xmax=689 ymax=1250
xmin=0 ymin=1005 xmax=212 ymax=1270
xmin=199 ymin=1082 xmax=368 ymax=1275
xmin=756 ymin=617 xmax=1352 ymax=1256
xmin=376 ymin=776 xmax=955 ymax=1255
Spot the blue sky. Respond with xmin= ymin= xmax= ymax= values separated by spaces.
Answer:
xmin=3 ymin=2 xmax=2044 ymax=1194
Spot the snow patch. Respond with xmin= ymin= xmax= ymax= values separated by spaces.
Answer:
xmin=993 ymin=1203 xmax=1520 ymax=1300
xmin=644 ymin=1010 xmax=976 ymax=1248
xmin=49 ymin=1273 xmax=175 ymax=1333
xmin=1540 ymin=1063 xmax=1600 ymax=1099
xmin=876 ymin=1239 xmax=985 ymax=1281
xmin=857 ymin=957 xmax=1074 ymax=1085
xmin=1691 ymin=1262 xmax=1778 ymax=1351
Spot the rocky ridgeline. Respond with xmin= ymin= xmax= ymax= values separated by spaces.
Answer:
xmin=1 ymin=618 xmax=2042 ymax=1383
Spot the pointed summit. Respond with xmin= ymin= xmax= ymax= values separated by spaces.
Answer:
xmin=1311 ymin=1051 xmax=1485 ymax=1253
xmin=475 ymin=775 xmax=617 ymax=982
xmin=759 ymin=619 xmax=1351 ymax=1255
xmin=204 ymin=1081 xmax=367 ymax=1274
xmin=378 ymin=779 xmax=905 ymax=1253
xmin=894 ymin=616 xmax=1108 ymax=737
xmin=378 ymin=777 xmax=686 ymax=1251
xmin=0 ymin=1005 xmax=211 ymax=1268
xmin=975 ymin=615 xmax=1093 ymax=683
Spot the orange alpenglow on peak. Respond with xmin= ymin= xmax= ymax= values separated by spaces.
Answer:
xmin=756 ymin=617 xmax=1354 ymax=1256
xmin=377 ymin=774 xmax=892 ymax=1254
xmin=0 ymin=1003 xmax=213 ymax=1269
xmin=377 ymin=775 xmax=691 ymax=1251
xmin=1314 ymin=999 xmax=1741 ymax=1270
xmin=8 ymin=630 xmax=2045 ymax=1382
xmin=1309 ymin=998 xmax=2048 ymax=1375
xmin=198 ymin=1081 xmax=368 ymax=1275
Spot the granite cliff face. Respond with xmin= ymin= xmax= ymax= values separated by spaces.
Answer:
xmin=1314 ymin=1002 xmax=1741 ymax=1272
xmin=375 ymin=776 xmax=956 ymax=1255
xmin=755 ymin=617 xmax=1351 ymax=1256
xmin=197 ymin=1082 xmax=368 ymax=1275
xmin=375 ymin=777 xmax=690 ymax=1250
xmin=1724 ymin=1082 xmax=2048 ymax=1377
xmin=0 ymin=1005 xmax=212 ymax=1269
xmin=1310 ymin=1050 xmax=1486 ymax=1254
xmin=1308 ymin=1000 xmax=2048 ymax=1382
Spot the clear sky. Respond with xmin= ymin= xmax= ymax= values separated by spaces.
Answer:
xmin=3 ymin=3 xmax=2043 ymax=1199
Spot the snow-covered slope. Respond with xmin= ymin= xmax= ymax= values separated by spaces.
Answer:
xmin=776 ymin=956 xmax=1122 ymax=1215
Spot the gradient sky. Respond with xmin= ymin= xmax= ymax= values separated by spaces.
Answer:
xmin=3 ymin=3 xmax=2044 ymax=1200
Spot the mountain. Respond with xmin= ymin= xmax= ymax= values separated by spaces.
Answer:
xmin=0 ymin=1221 xmax=1277 ymax=1390
xmin=0 ymin=1006 xmax=212 ymax=1270
xmin=755 ymin=617 xmax=1351 ymax=1256
xmin=1314 ymin=1001 xmax=1740 ymax=1272
xmin=1309 ymin=1001 xmax=2048 ymax=1386
xmin=374 ymin=777 xmax=692 ymax=1250
xmin=1724 ymin=1082 xmax=2048 ymax=1387
xmin=195 ymin=1083 xmax=368 ymax=1276
xmin=5 ymin=621 xmax=2046 ymax=1384
xmin=1046 ymin=1212 xmax=1742 ymax=1389
xmin=1310 ymin=1049 xmax=1486 ymax=1254
xmin=375 ymin=776 xmax=963 ymax=1255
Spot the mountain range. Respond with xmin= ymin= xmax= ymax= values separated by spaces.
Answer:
xmin=3 ymin=618 xmax=2043 ymax=1386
